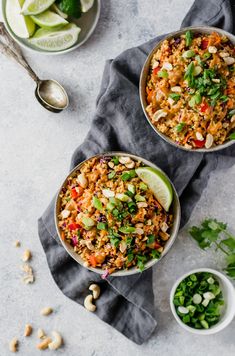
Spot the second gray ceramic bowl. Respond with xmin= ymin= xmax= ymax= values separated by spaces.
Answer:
xmin=55 ymin=152 xmax=181 ymax=277
xmin=139 ymin=26 xmax=235 ymax=153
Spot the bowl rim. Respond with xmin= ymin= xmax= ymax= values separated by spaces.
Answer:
xmin=54 ymin=151 xmax=181 ymax=277
xmin=170 ymin=267 xmax=235 ymax=334
xmin=1 ymin=0 xmax=101 ymax=55
xmin=139 ymin=25 xmax=235 ymax=153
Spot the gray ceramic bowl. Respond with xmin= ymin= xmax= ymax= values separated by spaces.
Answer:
xmin=55 ymin=152 xmax=181 ymax=277
xmin=140 ymin=26 xmax=235 ymax=153
xmin=2 ymin=0 xmax=101 ymax=55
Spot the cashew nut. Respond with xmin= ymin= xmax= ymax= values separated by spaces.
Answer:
xmin=40 ymin=307 xmax=53 ymax=316
xmin=9 ymin=338 xmax=18 ymax=353
xmin=84 ymin=294 xmax=96 ymax=312
xmin=36 ymin=337 xmax=52 ymax=350
xmin=22 ymin=249 xmax=31 ymax=262
xmin=89 ymin=284 xmax=101 ymax=300
xmin=48 ymin=331 xmax=63 ymax=350
xmin=37 ymin=328 xmax=45 ymax=339
xmin=24 ymin=324 xmax=32 ymax=337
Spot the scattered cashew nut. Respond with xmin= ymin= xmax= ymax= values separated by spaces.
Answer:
xmin=37 ymin=328 xmax=45 ymax=339
xmin=89 ymin=284 xmax=101 ymax=300
xmin=84 ymin=294 xmax=96 ymax=312
xmin=24 ymin=324 xmax=32 ymax=337
xmin=40 ymin=307 xmax=53 ymax=316
xmin=9 ymin=338 xmax=18 ymax=353
xmin=22 ymin=249 xmax=31 ymax=262
xmin=48 ymin=331 xmax=63 ymax=350
xmin=37 ymin=337 xmax=52 ymax=350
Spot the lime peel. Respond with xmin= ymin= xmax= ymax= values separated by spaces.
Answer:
xmin=135 ymin=167 xmax=173 ymax=211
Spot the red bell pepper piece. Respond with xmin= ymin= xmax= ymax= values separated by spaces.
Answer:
xmin=201 ymin=39 xmax=209 ymax=50
xmin=155 ymin=242 xmax=162 ymax=249
xmin=71 ymin=188 xmax=78 ymax=199
xmin=68 ymin=223 xmax=80 ymax=231
xmin=153 ymin=67 xmax=160 ymax=75
xmin=193 ymin=140 xmax=206 ymax=148
xmin=200 ymin=102 xmax=209 ymax=113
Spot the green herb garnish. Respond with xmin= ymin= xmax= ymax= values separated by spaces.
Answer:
xmin=169 ymin=93 xmax=181 ymax=101
xmin=189 ymin=218 xmax=235 ymax=278
xmin=136 ymin=255 xmax=147 ymax=271
xmin=175 ymin=122 xmax=186 ymax=133
xmin=229 ymin=132 xmax=235 ymax=140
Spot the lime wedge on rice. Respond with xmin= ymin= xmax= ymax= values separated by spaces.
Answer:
xmin=80 ymin=0 xmax=94 ymax=12
xmin=21 ymin=0 xmax=56 ymax=15
xmin=135 ymin=167 xmax=173 ymax=211
xmin=31 ymin=10 xmax=68 ymax=29
xmin=29 ymin=23 xmax=81 ymax=51
xmin=6 ymin=0 xmax=35 ymax=38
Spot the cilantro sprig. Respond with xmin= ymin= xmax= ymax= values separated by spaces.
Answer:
xmin=189 ymin=219 xmax=235 ymax=278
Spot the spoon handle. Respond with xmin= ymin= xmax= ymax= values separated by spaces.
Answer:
xmin=0 ymin=22 xmax=39 ymax=82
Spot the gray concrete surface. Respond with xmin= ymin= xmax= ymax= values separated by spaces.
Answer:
xmin=0 ymin=1 xmax=234 ymax=355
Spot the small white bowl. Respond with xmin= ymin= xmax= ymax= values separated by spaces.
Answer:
xmin=170 ymin=268 xmax=235 ymax=335
xmin=2 ymin=0 xmax=101 ymax=55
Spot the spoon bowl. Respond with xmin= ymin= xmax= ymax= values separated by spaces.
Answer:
xmin=36 ymin=80 xmax=69 ymax=113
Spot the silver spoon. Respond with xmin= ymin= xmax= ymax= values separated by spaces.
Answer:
xmin=0 ymin=22 xmax=69 ymax=113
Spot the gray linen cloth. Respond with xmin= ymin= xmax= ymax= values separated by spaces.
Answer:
xmin=38 ymin=0 xmax=235 ymax=345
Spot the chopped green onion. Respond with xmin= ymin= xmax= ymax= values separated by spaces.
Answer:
xmin=106 ymin=202 xmax=115 ymax=211
xmin=203 ymin=52 xmax=211 ymax=59
xmin=97 ymin=222 xmax=107 ymax=230
xmin=185 ymin=30 xmax=193 ymax=47
xmin=112 ymin=156 xmax=119 ymax=165
xmin=134 ymin=194 xmax=146 ymax=202
xmin=157 ymin=69 xmax=168 ymax=78
xmin=182 ymin=50 xmax=195 ymax=58
xmin=119 ymin=226 xmax=136 ymax=234
xmin=108 ymin=171 xmax=116 ymax=179
xmin=81 ymin=217 xmax=95 ymax=228
xmin=127 ymin=184 xmax=135 ymax=194
xmin=139 ymin=182 xmax=148 ymax=191
xmin=93 ymin=196 xmax=103 ymax=211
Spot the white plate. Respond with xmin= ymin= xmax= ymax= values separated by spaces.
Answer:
xmin=2 ymin=0 xmax=101 ymax=55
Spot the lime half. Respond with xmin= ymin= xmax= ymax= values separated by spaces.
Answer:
xmin=29 ymin=23 xmax=81 ymax=51
xmin=21 ymin=0 xmax=56 ymax=15
xmin=31 ymin=10 xmax=68 ymax=29
xmin=80 ymin=0 xmax=94 ymax=12
xmin=136 ymin=167 xmax=173 ymax=211
xmin=6 ymin=0 xmax=35 ymax=38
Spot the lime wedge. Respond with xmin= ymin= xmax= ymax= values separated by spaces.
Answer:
xmin=31 ymin=10 xmax=68 ymax=29
xmin=29 ymin=23 xmax=81 ymax=51
xmin=6 ymin=0 xmax=35 ymax=38
xmin=135 ymin=167 xmax=173 ymax=211
xmin=21 ymin=0 xmax=56 ymax=15
xmin=80 ymin=0 xmax=94 ymax=12
xmin=51 ymin=4 xmax=68 ymax=19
